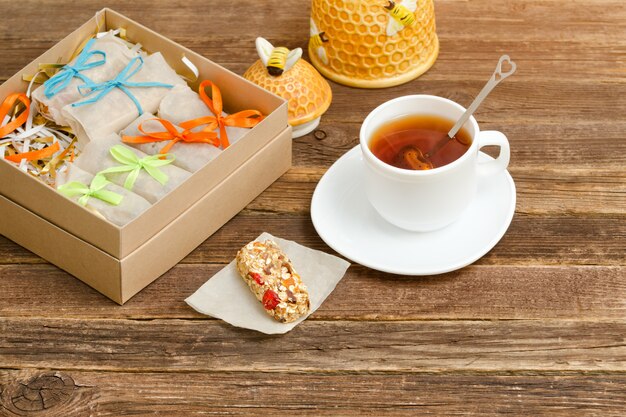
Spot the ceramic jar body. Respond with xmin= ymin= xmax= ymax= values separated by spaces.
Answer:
xmin=309 ymin=0 xmax=439 ymax=88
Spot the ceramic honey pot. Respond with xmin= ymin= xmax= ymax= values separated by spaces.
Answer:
xmin=244 ymin=37 xmax=332 ymax=138
xmin=309 ymin=0 xmax=439 ymax=88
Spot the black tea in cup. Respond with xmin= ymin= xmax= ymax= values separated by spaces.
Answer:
xmin=369 ymin=115 xmax=472 ymax=170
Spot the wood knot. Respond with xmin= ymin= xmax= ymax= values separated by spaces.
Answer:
xmin=6 ymin=372 xmax=75 ymax=413
xmin=313 ymin=129 xmax=327 ymax=140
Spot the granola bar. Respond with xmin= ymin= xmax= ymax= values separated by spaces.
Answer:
xmin=236 ymin=239 xmax=310 ymax=323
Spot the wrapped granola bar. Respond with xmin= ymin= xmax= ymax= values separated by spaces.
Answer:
xmin=56 ymin=164 xmax=151 ymax=226
xmin=157 ymin=84 xmax=256 ymax=148
xmin=32 ymin=32 xmax=138 ymax=125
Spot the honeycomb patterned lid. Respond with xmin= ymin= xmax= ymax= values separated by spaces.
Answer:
xmin=309 ymin=0 xmax=439 ymax=88
xmin=243 ymin=41 xmax=332 ymax=127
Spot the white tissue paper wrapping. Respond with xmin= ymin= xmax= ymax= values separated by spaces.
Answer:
xmin=185 ymin=232 xmax=350 ymax=334
xmin=158 ymin=85 xmax=249 ymax=145
xmin=32 ymin=32 xmax=139 ymax=126
xmin=73 ymin=133 xmax=192 ymax=203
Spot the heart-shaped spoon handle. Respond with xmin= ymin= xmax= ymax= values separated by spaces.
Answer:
xmin=447 ymin=55 xmax=517 ymax=138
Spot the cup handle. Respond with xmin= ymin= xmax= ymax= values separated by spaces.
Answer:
xmin=476 ymin=130 xmax=510 ymax=177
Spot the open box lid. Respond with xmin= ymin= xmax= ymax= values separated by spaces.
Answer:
xmin=0 ymin=8 xmax=288 ymax=259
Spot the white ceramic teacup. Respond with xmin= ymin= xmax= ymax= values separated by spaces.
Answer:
xmin=360 ymin=95 xmax=510 ymax=232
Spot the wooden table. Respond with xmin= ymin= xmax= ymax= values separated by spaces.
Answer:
xmin=1 ymin=1 xmax=624 ymax=415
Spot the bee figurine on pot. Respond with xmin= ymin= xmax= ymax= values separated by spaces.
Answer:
xmin=244 ymin=37 xmax=332 ymax=138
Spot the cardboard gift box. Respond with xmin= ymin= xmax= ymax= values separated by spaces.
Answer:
xmin=0 ymin=9 xmax=291 ymax=304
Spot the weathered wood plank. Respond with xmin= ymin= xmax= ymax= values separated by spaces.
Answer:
xmin=0 ymin=264 xmax=623 ymax=320
xmin=0 ymin=371 xmax=96 ymax=416
xmin=1 ymin=0 xmax=625 ymax=44
xmin=1 ymin=369 xmax=624 ymax=416
xmin=1 ymin=213 xmax=624 ymax=265
xmin=1 ymin=318 xmax=624 ymax=372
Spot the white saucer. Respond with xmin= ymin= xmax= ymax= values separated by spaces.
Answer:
xmin=311 ymin=146 xmax=516 ymax=275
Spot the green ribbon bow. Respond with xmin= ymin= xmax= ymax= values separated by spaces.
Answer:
xmin=57 ymin=174 xmax=124 ymax=206
xmin=97 ymin=145 xmax=175 ymax=190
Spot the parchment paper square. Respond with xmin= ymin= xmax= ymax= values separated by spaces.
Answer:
xmin=186 ymin=232 xmax=350 ymax=334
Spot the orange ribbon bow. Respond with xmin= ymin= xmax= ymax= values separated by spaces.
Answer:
xmin=180 ymin=80 xmax=264 ymax=149
xmin=122 ymin=118 xmax=220 ymax=155
xmin=0 ymin=93 xmax=30 ymax=138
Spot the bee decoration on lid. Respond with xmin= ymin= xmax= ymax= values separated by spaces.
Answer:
xmin=256 ymin=38 xmax=303 ymax=76
xmin=384 ymin=0 xmax=417 ymax=37
xmin=244 ymin=37 xmax=332 ymax=138
xmin=309 ymin=18 xmax=329 ymax=65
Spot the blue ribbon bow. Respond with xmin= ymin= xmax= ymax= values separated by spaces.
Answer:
xmin=71 ymin=56 xmax=174 ymax=116
xmin=43 ymin=38 xmax=106 ymax=99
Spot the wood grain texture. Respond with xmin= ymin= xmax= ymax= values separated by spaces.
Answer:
xmin=0 ymin=264 xmax=624 ymax=320
xmin=2 ymin=369 xmax=625 ymax=417
xmin=0 ymin=0 xmax=625 ymax=415
xmin=1 ymin=318 xmax=625 ymax=372
xmin=0 ymin=372 xmax=95 ymax=416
